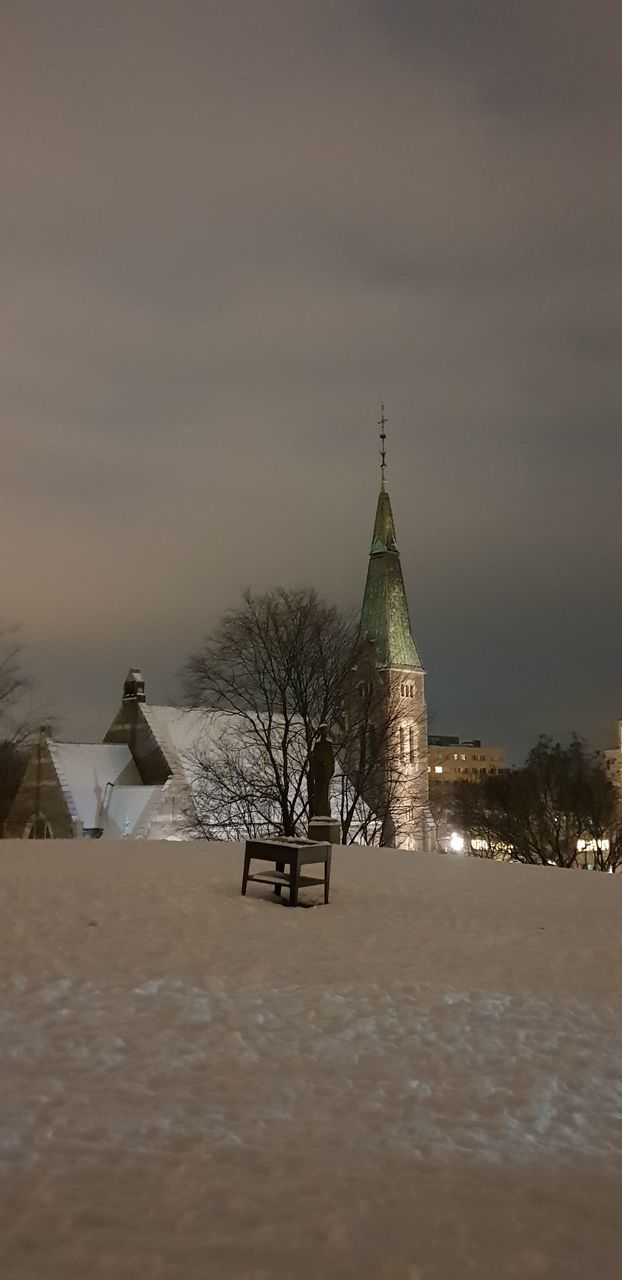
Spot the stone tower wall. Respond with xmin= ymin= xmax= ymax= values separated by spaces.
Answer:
xmin=388 ymin=669 xmax=431 ymax=851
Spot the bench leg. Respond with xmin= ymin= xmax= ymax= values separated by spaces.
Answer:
xmin=274 ymin=860 xmax=285 ymax=897
xmin=241 ymin=850 xmax=252 ymax=895
xmin=289 ymin=859 xmax=300 ymax=907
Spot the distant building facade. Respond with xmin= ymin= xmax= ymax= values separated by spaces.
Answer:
xmin=428 ymin=736 xmax=507 ymax=784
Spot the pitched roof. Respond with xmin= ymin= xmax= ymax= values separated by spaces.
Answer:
xmin=139 ymin=705 xmax=232 ymax=780
xmin=360 ymin=484 xmax=423 ymax=671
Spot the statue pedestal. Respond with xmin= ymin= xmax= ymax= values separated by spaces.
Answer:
xmin=308 ymin=816 xmax=341 ymax=845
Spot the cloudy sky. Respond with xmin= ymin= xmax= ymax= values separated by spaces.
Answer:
xmin=2 ymin=0 xmax=620 ymax=760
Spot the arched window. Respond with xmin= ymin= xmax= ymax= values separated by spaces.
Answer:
xmin=24 ymin=816 xmax=53 ymax=839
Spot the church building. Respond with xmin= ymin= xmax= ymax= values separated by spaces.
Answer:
xmin=358 ymin=410 xmax=433 ymax=850
xmin=7 ymin=411 xmax=433 ymax=847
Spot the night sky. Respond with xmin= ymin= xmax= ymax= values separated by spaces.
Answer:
xmin=2 ymin=1 xmax=620 ymax=762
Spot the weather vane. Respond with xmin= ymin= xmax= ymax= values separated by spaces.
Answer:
xmin=378 ymin=403 xmax=387 ymax=487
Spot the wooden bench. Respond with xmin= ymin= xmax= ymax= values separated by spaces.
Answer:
xmin=241 ymin=837 xmax=332 ymax=907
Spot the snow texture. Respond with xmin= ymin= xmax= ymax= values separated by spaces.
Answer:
xmin=1 ymin=841 xmax=621 ymax=1279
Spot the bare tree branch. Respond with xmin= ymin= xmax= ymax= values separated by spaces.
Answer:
xmin=448 ymin=735 xmax=622 ymax=872
xmin=182 ymin=588 xmax=426 ymax=844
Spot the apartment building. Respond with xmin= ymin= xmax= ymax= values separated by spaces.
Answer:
xmin=428 ymin=735 xmax=506 ymax=784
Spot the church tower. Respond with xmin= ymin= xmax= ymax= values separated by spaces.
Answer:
xmin=358 ymin=409 xmax=432 ymax=850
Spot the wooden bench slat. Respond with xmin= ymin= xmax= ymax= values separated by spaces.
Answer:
xmin=247 ymin=872 xmax=325 ymax=888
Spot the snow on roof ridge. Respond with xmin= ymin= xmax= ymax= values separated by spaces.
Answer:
xmin=52 ymin=742 xmax=136 ymax=752
xmin=139 ymin=704 xmax=188 ymax=778
xmin=46 ymin=738 xmax=136 ymax=748
xmin=47 ymin=740 xmax=81 ymax=827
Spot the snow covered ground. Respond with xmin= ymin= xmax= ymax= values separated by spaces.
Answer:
xmin=1 ymin=841 xmax=621 ymax=1279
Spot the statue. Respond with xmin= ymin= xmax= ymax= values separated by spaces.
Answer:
xmin=308 ymin=724 xmax=335 ymax=818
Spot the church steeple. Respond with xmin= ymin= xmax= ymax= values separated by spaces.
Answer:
xmin=360 ymin=411 xmax=422 ymax=670
xmin=370 ymin=486 xmax=398 ymax=554
xmin=379 ymin=402 xmax=387 ymax=490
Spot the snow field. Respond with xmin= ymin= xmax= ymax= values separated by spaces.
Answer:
xmin=1 ymin=841 xmax=621 ymax=1279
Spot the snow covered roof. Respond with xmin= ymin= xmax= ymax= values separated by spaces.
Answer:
xmin=48 ymin=742 xmax=143 ymax=831
xmin=43 ymin=700 xmax=375 ymax=842
xmin=139 ymin=705 xmax=236 ymax=781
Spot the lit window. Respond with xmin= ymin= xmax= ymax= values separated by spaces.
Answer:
xmin=435 ymin=765 xmax=443 ymax=774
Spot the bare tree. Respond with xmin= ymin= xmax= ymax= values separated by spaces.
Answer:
xmin=427 ymin=779 xmax=456 ymax=853
xmin=337 ymin=658 xmax=429 ymax=846
xmin=449 ymin=735 xmax=622 ymax=872
xmin=0 ymin=622 xmax=32 ymax=740
xmin=0 ymin=622 xmax=34 ymax=833
xmin=183 ymin=588 xmax=424 ymax=844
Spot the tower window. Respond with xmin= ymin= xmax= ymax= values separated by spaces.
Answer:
xmin=399 ymin=727 xmax=406 ymax=761
xmin=409 ymin=727 xmax=415 ymax=764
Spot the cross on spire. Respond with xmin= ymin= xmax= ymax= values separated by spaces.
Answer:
xmin=379 ymin=403 xmax=387 ymax=488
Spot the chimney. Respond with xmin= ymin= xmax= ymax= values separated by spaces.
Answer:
xmin=123 ymin=668 xmax=146 ymax=703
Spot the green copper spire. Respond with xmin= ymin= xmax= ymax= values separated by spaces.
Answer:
xmin=360 ymin=412 xmax=422 ymax=670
